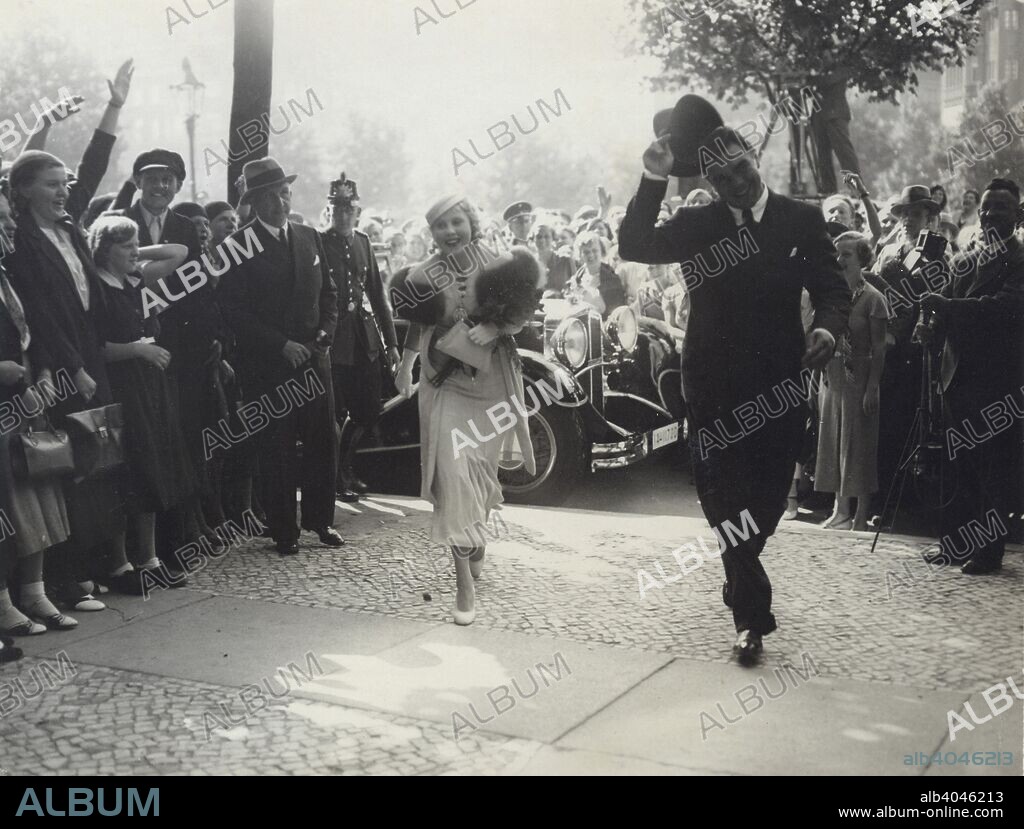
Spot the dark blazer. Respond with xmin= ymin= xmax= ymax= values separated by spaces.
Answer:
xmin=217 ymin=218 xmax=338 ymax=390
xmin=8 ymin=212 xmax=113 ymax=415
xmin=937 ymin=235 xmax=1024 ymax=400
xmin=321 ymin=228 xmax=398 ymax=366
xmin=128 ymin=201 xmax=202 ymax=261
xmin=6 ymin=128 xmax=118 ymax=415
xmin=619 ymin=177 xmax=851 ymax=425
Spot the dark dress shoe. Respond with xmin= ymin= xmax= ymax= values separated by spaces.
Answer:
xmin=350 ymin=476 xmax=369 ymax=495
xmin=961 ymin=556 xmax=1002 ymax=575
xmin=733 ymin=629 xmax=763 ymax=665
xmin=336 ymin=485 xmax=360 ymax=503
xmin=157 ymin=563 xmax=189 ymax=588
xmin=315 ymin=528 xmax=346 ymax=547
xmin=276 ymin=541 xmax=300 ymax=556
xmin=107 ymin=570 xmax=148 ymax=596
xmin=0 ymin=637 xmax=23 ymax=664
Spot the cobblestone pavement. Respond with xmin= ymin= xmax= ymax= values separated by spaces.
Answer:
xmin=183 ymin=498 xmax=1021 ymax=690
xmin=0 ymin=660 xmax=539 ymax=776
xmin=1 ymin=495 xmax=1020 ymax=776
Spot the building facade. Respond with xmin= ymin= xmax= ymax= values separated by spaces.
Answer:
xmin=941 ymin=0 xmax=1024 ymax=128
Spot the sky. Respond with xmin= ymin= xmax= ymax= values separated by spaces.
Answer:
xmin=1 ymin=0 xmax=677 ymax=203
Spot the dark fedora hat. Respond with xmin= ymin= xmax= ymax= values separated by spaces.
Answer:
xmin=237 ymin=157 xmax=297 ymax=204
xmin=890 ymin=185 xmax=940 ymax=217
xmin=133 ymin=148 xmax=187 ymax=182
xmin=653 ymin=95 xmax=725 ymax=178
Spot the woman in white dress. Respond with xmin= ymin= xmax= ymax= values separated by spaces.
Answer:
xmin=396 ymin=195 xmax=536 ymax=625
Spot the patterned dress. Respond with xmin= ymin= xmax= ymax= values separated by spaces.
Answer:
xmin=815 ymin=280 xmax=889 ymax=497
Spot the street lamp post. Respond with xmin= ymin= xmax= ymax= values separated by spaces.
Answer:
xmin=171 ymin=58 xmax=205 ymax=202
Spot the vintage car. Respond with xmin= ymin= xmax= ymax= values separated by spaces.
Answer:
xmin=354 ymin=298 xmax=687 ymax=505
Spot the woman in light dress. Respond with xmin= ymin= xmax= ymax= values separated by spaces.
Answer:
xmin=815 ymin=232 xmax=888 ymax=531
xmin=396 ymin=195 xmax=536 ymax=625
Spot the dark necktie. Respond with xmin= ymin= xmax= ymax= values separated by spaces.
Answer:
xmin=742 ymin=208 xmax=756 ymax=228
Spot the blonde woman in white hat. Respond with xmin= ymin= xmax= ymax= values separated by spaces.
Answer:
xmin=394 ymin=194 xmax=536 ymax=625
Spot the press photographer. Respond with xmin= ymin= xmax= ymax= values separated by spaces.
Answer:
xmin=871 ymin=185 xmax=948 ymax=515
xmin=917 ymin=178 xmax=1024 ymax=575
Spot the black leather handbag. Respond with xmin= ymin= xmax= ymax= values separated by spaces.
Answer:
xmin=10 ymin=417 xmax=75 ymax=481
xmin=63 ymin=403 xmax=125 ymax=481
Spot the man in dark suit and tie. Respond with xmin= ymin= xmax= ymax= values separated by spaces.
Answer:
xmin=321 ymin=174 xmax=400 ymax=502
xmin=619 ymin=102 xmax=851 ymax=662
xmin=919 ymin=178 xmax=1024 ymax=575
xmin=218 ymin=158 xmax=343 ymax=556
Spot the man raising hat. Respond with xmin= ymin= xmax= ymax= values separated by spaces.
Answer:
xmin=619 ymin=97 xmax=851 ymax=664
xmin=503 ymin=201 xmax=534 ymax=247
xmin=217 ymin=158 xmax=343 ymax=555
xmin=320 ymin=173 xmax=400 ymax=502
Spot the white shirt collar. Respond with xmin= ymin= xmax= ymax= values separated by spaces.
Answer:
xmin=258 ymin=217 xmax=288 ymax=241
xmin=140 ymin=205 xmax=167 ymax=223
xmin=727 ymin=185 xmax=770 ymax=226
xmin=97 ymin=268 xmax=140 ymax=290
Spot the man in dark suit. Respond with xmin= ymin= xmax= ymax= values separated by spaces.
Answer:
xmin=127 ymin=149 xmax=222 ymax=551
xmin=320 ymin=175 xmax=400 ymax=502
xmin=920 ymin=178 xmax=1024 ymax=575
xmin=619 ymin=119 xmax=851 ymax=662
xmin=218 ymin=158 xmax=343 ymax=555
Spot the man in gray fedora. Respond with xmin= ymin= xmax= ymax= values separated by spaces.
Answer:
xmin=218 ymin=158 xmax=343 ymax=556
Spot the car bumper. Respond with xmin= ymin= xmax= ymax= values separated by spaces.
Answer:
xmin=590 ymin=421 xmax=681 ymax=471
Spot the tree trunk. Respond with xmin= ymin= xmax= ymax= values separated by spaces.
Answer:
xmin=228 ymin=0 xmax=274 ymax=203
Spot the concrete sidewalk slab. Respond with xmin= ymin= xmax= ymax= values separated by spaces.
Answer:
xmin=922 ymin=690 xmax=1024 ymax=777
xmin=60 ymin=596 xmax=434 ymax=687
xmin=17 ymin=590 xmax=212 ymax=659
xmin=510 ymin=745 xmax=724 ymax=776
xmin=291 ymin=624 xmax=671 ymax=743
xmin=558 ymin=657 xmax=971 ymax=776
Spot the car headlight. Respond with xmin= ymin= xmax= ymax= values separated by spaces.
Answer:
xmin=605 ymin=306 xmax=639 ymax=353
xmin=553 ymin=317 xmax=589 ymax=369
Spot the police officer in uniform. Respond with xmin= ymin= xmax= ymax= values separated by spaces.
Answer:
xmin=322 ymin=175 xmax=400 ymax=501
xmin=504 ymin=201 xmax=535 ymax=248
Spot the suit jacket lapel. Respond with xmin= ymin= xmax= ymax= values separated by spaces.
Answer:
xmin=129 ymin=203 xmax=155 ymax=246
xmin=24 ymin=215 xmax=84 ymax=305
xmin=968 ymin=238 xmax=1020 ymax=297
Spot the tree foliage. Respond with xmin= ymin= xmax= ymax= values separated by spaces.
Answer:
xmin=947 ymin=82 xmax=1024 ymax=193
xmin=849 ymin=94 xmax=952 ymax=195
xmin=324 ymin=112 xmax=412 ymax=218
xmin=0 ymin=31 xmax=105 ymax=168
xmin=628 ymin=0 xmax=989 ymax=107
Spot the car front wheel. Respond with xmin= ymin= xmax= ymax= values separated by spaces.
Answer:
xmin=498 ymin=402 xmax=585 ymax=505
